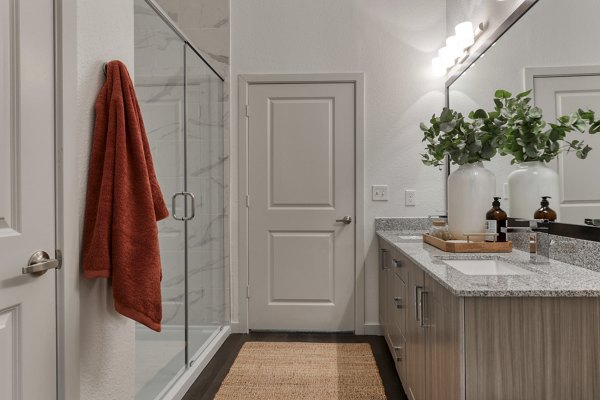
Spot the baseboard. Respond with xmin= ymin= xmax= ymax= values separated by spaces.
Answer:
xmin=363 ymin=323 xmax=383 ymax=336
xmin=230 ymin=321 xmax=247 ymax=334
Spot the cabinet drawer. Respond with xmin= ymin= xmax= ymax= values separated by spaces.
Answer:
xmin=390 ymin=272 xmax=407 ymax=337
xmin=387 ymin=324 xmax=407 ymax=387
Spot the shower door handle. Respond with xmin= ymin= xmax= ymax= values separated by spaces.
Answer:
xmin=172 ymin=192 xmax=196 ymax=221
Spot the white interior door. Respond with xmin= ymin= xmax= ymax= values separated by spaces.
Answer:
xmin=534 ymin=73 xmax=600 ymax=225
xmin=0 ymin=1 xmax=57 ymax=399
xmin=247 ymin=82 xmax=356 ymax=332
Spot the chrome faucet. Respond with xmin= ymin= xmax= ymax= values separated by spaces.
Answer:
xmin=502 ymin=220 xmax=551 ymax=264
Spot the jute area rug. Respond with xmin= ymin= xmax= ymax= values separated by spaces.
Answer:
xmin=214 ymin=342 xmax=388 ymax=400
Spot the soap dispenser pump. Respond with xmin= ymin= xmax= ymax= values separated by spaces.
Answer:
xmin=534 ymin=196 xmax=557 ymax=221
xmin=486 ymin=197 xmax=508 ymax=242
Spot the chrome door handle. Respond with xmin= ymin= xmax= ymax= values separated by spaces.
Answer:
xmin=22 ymin=250 xmax=60 ymax=276
xmin=172 ymin=192 xmax=196 ymax=221
xmin=336 ymin=216 xmax=352 ymax=224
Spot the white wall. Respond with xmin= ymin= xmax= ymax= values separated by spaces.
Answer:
xmin=58 ymin=1 xmax=136 ymax=399
xmin=230 ymin=0 xmax=447 ymax=329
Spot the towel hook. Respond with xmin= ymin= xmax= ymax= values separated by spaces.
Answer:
xmin=102 ymin=63 xmax=108 ymax=76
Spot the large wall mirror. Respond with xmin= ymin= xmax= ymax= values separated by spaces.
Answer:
xmin=447 ymin=0 xmax=600 ymax=231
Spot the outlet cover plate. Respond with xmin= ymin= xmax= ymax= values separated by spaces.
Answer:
xmin=405 ymin=189 xmax=416 ymax=206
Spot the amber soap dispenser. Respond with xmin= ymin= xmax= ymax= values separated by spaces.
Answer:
xmin=486 ymin=197 xmax=508 ymax=242
xmin=534 ymin=196 xmax=557 ymax=221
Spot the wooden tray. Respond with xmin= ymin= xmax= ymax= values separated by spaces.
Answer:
xmin=422 ymin=234 xmax=513 ymax=253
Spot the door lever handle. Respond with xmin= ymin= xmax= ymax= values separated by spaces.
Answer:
xmin=336 ymin=216 xmax=352 ymax=224
xmin=22 ymin=250 xmax=60 ymax=276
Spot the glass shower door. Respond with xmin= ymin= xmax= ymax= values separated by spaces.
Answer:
xmin=134 ymin=0 xmax=186 ymax=398
xmin=184 ymin=44 xmax=226 ymax=361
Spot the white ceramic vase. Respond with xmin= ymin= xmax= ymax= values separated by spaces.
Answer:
xmin=507 ymin=161 xmax=560 ymax=220
xmin=447 ymin=162 xmax=496 ymax=240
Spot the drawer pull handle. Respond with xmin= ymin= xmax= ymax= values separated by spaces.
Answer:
xmin=394 ymin=296 xmax=403 ymax=309
xmin=393 ymin=345 xmax=403 ymax=362
xmin=392 ymin=259 xmax=402 ymax=268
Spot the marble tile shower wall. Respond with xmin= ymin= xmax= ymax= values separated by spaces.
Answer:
xmin=136 ymin=2 xmax=186 ymax=327
xmin=155 ymin=0 xmax=229 ymax=77
xmin=153 ymin=0 xmax=230 ymax=328
xmin=186 ymin=77 xmax=226 ymax=327
xmin=135 ymin=1 xmax=227 ymax=328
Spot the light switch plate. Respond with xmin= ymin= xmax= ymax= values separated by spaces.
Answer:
xmin=372 ymin=185 xmax=389 ymax=201
xmin=405 ymin=189 xmax=416 ymax=206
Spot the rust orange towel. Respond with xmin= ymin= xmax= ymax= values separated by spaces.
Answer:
xmin=82 ymin=60 xmax=169 ymax=332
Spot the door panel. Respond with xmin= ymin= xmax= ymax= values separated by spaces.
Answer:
xmin=534 ymin=74 xmax=600 ymax=224
xmin=0 ymin=0 xmax=56 ymax=399
xmin=248 ymin=82 xmax=355 ymax=331
xmin=270 ymin=99 xmax=334 ymax=207
xmin=269 ymin=231 xmax=334 ymax=302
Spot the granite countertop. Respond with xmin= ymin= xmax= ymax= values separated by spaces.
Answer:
xmin=377 ymin=230 xmax=600 ymax=297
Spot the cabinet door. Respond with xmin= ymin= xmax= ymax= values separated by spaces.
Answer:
xmin=425 ymin=275 xmax=463 ymax=400
xmin=391 ymin=272 xmax=408 ymax=384
xmin=406 ymin=262 xmax=426 ymax=400
xmin=378 ymin=243 xmax=390 ymax=328
xmin=392 ymin=271 xmax=407 ymax=339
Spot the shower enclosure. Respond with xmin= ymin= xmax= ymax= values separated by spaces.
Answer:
xmin=133 ymin=1 xmax=228 ymax=399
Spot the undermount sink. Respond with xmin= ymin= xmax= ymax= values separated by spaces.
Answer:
xmin=442 ymin=258 xmax=533 ymax=276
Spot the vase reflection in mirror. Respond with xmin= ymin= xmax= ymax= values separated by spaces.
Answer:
xmin=507 ymin=161 xmax=560 ymax=221
xmin=448 ymin=162 xmax=496 ymax=240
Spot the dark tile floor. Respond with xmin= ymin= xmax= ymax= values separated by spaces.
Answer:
xmin=182 ymin=332 xmax=408 ymax=400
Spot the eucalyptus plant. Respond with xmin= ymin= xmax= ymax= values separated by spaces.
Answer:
xmin=492 ymin=89 xmax=600 ymax=164
xmin=420 ymin=107 xmax=501 ymax=168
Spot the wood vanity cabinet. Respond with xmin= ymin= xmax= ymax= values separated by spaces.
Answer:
xmin=379 ymin=238 xmax=600 ymax=400
xmin=379 ymin=242 xmax=409 ymax=387
xmin=404 ymin=253 xmax=462 ymax=400
xmin=380 ymin=238 xmax=462 ymax=400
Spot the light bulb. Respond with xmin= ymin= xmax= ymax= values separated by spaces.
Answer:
xmin=455 ymin=21 xmax=475 ymax=49
xmin=446 ymin=35 xmax=462 ymax=59
xmin=431 ymin=57 xmax=446 ymax=76
xmin=438 ymin=47 xmax=455 ymax=68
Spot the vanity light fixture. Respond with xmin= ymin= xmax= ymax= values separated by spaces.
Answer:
xmin=446 ymin=35 xmax=463 ymax=59
xmin=438 ymin=46 xmax=455 ymax=69
xmin=431 ymin=21 xmax=483 ymax=76
xmin=455 ymin=21 xmax=475 ymax=49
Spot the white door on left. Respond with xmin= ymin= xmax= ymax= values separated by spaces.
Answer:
xmin=0 ymin=1 xmax=57 ymax=399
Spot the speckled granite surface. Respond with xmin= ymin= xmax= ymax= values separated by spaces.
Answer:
xmin=377 ymin=230 xmax=600 ymax=297
xmin=374 ymin=217 xmax=432 ymax=232
xmin=549 ymin=234 xmax=600 ymax=272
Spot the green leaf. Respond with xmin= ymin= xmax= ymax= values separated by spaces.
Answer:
xmin=440 ymin=108 xmax=454 ymax=123
xmin=440 ymin=121 xmax=457 ymax=133
xmin=495 ymin=89 xmax=512 ymax=99
xmin=516 ymin=90 xmax=532 ymax=99
xmin=471 ymin=109 xmax=488 ymax=119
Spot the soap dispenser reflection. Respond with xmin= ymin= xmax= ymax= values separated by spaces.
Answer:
xmin=534 ymin=196 xmax=557 ymax=221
